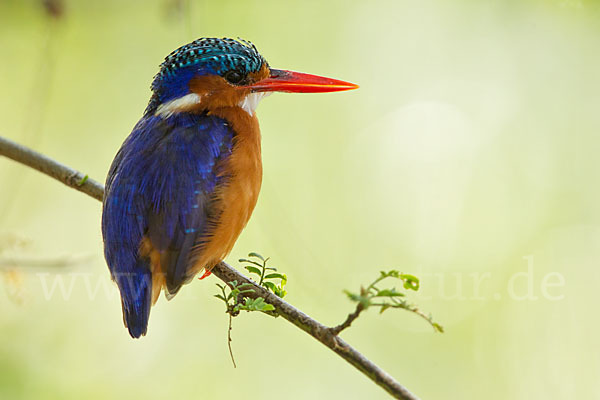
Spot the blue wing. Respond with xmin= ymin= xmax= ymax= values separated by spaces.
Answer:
xmin=102 ymin=112 xmax=233 ymax=337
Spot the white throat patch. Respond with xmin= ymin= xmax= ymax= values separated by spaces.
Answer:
xmin=238 ymin=92 xmax=272 ymax=116
xmin=155 ymin=93 xmax=202 ymax=118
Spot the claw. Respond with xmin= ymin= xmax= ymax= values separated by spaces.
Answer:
xmin=198 ymin=269 xmax=212 ymax=280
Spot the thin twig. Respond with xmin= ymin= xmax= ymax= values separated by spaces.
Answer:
xmin=329 ymin=302 xmax=366 ymax=335
xmin=227 ymin=312 xmax=237 ymax=368
xmin=210 ymin=263 xmax=418 ymax=400
xmin=0 ymin=135 xmax=420 ymax=400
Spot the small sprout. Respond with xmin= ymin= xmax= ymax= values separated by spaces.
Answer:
xmin=213 ymin=252 xmax=287 ymax=367
xmin=77 ymin=174 xmax=88 ymax=186
xmin=342 ymin=270 xmax=443 ymax=333
xmin=214 ymin=253 xmax=287 ymax=321
xmin=239 ymin=253 xmax=287 ymax=298
xmin=235 ymin=297 xmax=275 ymax=313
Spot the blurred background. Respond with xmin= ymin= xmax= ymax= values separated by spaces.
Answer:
xmin=1 ymin=0 xmax=599 ymax=398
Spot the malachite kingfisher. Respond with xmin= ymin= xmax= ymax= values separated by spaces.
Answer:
xmin=102 ymin=37 xmax=358 ymax=338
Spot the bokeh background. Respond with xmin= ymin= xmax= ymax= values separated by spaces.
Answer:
xmin=1 ymin=0 xmax=599 ymax=399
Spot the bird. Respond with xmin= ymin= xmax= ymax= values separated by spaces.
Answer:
xmin=101 ymin=37 xmax=358 ymax=338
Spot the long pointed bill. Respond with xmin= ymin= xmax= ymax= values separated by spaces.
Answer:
xmin=248 ymin=69 xmax=359 ymax=93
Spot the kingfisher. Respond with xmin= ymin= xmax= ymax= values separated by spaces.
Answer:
xmin=102 ymin=37 xmax=357 ymax=338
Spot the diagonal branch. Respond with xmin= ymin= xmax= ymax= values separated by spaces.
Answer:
xmin=0 ymin=136 xmax=104 ymax=201
xmin=0 ymin=135 xmax=420 ymax=400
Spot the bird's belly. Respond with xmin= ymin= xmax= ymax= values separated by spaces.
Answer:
xmin=190 ymin=121 xmax=263 ymax=275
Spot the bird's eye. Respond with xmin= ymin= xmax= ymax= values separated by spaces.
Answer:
xmin=224 ymin=70 xmax=244 ymax=85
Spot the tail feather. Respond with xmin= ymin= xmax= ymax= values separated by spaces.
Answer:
xmin=115 ymin=261 xmax=153 ymax=338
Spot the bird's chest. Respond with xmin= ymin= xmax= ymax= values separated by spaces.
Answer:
xmin=220 ymin=123 xmax=263 ymax=226
xmin=192 ymin=107 xmax=263 ymax=269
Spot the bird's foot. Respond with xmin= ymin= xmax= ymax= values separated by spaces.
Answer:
xmin=198 ymin=269 xmax=212 ymax=280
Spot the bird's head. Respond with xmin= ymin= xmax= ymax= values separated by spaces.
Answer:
xmin=146 ymin=37 xmax=358 ymax=117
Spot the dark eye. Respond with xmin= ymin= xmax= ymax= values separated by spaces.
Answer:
xmin=224 ymin=70 xmax=244 ymax=85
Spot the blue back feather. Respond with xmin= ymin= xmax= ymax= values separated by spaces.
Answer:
xmin=102 ymin=112 xmax=234 ymax=337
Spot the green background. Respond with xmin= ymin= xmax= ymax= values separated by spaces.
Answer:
xmin=1 ymin=0 xmax=598 ymax=398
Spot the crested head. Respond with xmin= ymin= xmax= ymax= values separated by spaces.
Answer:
xmin=145 ymin=37 xmax=358 ymax=118
xmin=146 ymin=37 xmax=270 ymax=116
xmin=153 ymin=38 xmax=267 ymax=93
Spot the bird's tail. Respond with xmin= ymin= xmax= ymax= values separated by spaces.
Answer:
xmin=114 ymin=260 xmax=153 ymax=338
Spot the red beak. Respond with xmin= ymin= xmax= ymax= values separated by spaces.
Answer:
xmin=248 ymin=69 xmax=359 ymax=93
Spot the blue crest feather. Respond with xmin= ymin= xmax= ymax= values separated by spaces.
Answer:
xmin=146 ymin=38 xmax=266 ymax=114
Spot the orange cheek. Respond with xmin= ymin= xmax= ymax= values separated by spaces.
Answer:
xmin=188 ymin=75 xmax=249 ymax=111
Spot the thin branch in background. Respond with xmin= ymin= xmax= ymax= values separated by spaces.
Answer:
xmin=1 ymin=0 xmax=64 ymax=221
xmin=0 ymin=254 xmax=92 ymax=271
xmin=24 ymin=0 xmax=62 ymax=140
xmin=163 ymin=0 xmax=194 ymax=40
xmin=0 ymin=135 xmax=421 ymax=400
xmin=42 ymin=0 xmax=65 ymax=19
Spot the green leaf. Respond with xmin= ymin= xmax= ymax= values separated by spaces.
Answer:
xmin=254 ymin=298 xmax=275 ymax=312
xmin=375 ymin=289 xmax=405 ymax=297
xmin=344 ymin=290 xmax=371 ymax=307
xmin=379 ymin=303 xmax=391 ymax=314
xmin=263 ymin=281 xmax=277 ymax=293
xmin=432 ymin=323 xmax=445 ymax=333
xmin=344 ymin=290 xmax=360 ymax=302
xmin=264 ymin=273 xmax=285 ymax=280
xmin=235 ymin=296 xmax=275 ymax=312
xmin=400 ymin=274 xmax=420 ymax=291
xmin=381 ymin=270 xmax=399 ymax=279
xmin=245 ymin=266 xmax=262 ymax=276
xmin=248 ymin=252 xmax=265 ymax=261
xmin=214 ymin=294 xmax=226 ymax=301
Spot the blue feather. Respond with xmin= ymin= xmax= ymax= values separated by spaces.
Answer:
xmin=102 ymin=111 xmax=233 ymax=337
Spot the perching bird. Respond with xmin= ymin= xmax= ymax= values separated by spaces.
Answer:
xmin=102 ymin=37 xmax=357 ymax=338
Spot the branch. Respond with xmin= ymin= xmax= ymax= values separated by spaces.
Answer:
xmin=0 ymin=136 xmax=104 ymax=201
xmin=329 ymin=302 xmax=365 ymax=335
xmin=0 ymin=135 xmax=420 ymax=400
